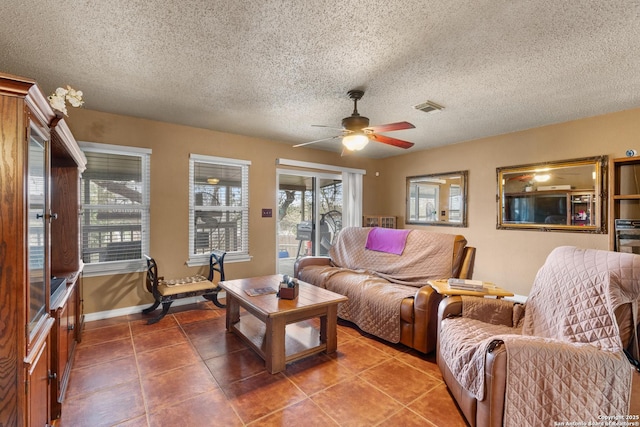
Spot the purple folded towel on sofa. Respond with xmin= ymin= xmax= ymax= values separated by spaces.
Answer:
xmin=365 ymin=228 xmax=412 ymax=255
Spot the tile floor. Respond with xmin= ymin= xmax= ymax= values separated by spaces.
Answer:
xmin=60 ymin=300 xmax=640 ymax=427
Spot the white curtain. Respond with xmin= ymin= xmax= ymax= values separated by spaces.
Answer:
xmin=342 ymin=171 xmax=363 ymax=228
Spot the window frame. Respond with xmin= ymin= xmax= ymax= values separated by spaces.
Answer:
xmin=79 ymin=142 xmax=151 ymax=277
xmin=187 ymin=153 xmax=251 ymax=266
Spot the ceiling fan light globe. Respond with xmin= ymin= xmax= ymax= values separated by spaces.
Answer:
xmin=342 ymin=134 xmax=369 ymax=151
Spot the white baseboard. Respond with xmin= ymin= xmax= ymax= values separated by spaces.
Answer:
xmin=83 ymin=293 xmax=225 ymax=323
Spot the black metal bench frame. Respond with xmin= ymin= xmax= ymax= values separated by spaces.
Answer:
xmin=142 ymin=250 xmax=226 ymax=324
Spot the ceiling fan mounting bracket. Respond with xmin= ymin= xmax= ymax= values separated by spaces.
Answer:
xmin=342 ymin=115 xmax=370 ymax=131
xmin=344 ymin=89 xmax=369 ymax=130
xmin=347 ymin=89 xmax=364 ymax=101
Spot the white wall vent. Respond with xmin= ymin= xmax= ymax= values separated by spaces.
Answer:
xmin=413 ymin=100 xmax=444 ymax=114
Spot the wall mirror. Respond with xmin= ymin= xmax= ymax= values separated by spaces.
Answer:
xmin=406 ymin=170 xmax=468 ymax=227
xmin=496 ymin=156 xmax=607 ymax=233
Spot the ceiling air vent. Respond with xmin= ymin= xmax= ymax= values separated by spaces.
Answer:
xmin=413 ymin=100 xmax=444 ymax=114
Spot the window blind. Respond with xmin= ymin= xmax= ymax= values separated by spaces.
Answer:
xmin=188 ymin=154 xmax=250 ymax=265
xmin=79 ymin=142 xmax=151 ymax=275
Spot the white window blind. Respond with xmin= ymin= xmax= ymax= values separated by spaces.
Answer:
xmin=188 ymin=154 xmax=250 ymax=265
xmin=79 ymin=142 xmax=151 ymax=276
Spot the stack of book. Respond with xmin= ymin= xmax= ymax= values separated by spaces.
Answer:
xmin=447 ymin=278 xmax=486 ymax=292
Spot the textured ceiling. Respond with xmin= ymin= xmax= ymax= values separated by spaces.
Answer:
xmin=1 ymin=1 xmax=639 ymax=158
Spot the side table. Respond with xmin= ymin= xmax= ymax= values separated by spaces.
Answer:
xmin=428 ymin=279 xmax=514 ymax=299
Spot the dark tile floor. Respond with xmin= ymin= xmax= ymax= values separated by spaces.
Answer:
xmin=60 ymin=300 xmax=640 ymax=427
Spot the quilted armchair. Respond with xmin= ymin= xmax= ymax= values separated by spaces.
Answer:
xmin=437 ymin=246 xmax=640 ymax=427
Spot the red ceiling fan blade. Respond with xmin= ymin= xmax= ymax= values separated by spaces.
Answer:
xmin=364 ymin=121 xmax=415 ymax=133
xmin=293 ymin=135 xmax=340 ymax=148
xmin=370 ymin=134 xmax=414 ymax=149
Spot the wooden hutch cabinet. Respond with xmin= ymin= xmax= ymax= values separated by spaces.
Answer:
xmin=0 ymin=73 xmax=86 ymax=427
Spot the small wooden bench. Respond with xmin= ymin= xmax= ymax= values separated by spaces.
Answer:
xmin=142 ymin=250 xmax=226 ymax=324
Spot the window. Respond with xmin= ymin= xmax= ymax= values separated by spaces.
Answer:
xmin=449 ymin=184 xmax=461 ymax=222
xmin=188 ymin=154 xmax=250 ymax=265
xmin=79 ymin=142 xmax=151 ymax=276
xmin=409 ymin=183 xmax=439 ymax=222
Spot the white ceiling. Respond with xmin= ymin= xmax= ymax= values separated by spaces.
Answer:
xmin=2 ymin=1 xmax=639 ymax=159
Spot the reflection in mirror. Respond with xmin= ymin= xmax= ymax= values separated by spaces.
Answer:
xmin=497 ymin=156 xmax=607 ymax=232
xmin=406 ymin=171 xmax=468 ymax=227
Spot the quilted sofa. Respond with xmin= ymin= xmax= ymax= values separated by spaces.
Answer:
xmin=437 ymin=246 xmax=640 ymax=427
xmin=294 ymin=226 xmax=476 ymax=353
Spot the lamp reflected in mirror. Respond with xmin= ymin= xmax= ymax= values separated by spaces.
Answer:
xmin=533 ymin=173 xmax=551 ymax=182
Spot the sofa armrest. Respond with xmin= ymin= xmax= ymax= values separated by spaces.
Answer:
xmin=479 ymin=342 xmax=508 ymax=427
xmin=413 ymin=285 xmax=444 ymax=353
xmin=438 ymin=294 xmax=521 ymax=326
xmin=294 ymin=256 xmax=332 ymax=279
xmin=438 ymin=295 xmax=463 ymax=321
xmin=459 ymin=297 xmax=519 ymax=327
xmin=456 ymin=246 xmax=476 ymax=279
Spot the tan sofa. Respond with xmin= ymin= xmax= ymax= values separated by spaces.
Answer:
xmin=437 ymin=246 xmax=640 ymax=427
xmin=294 ymin=226 xmax=475 ymax=353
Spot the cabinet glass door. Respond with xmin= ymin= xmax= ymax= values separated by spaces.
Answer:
xmin=27 ymin=125 xmax=48 ymax=335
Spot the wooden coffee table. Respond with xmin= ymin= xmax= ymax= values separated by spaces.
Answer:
xmin=218 ymin=275 xmax=348 ymax=374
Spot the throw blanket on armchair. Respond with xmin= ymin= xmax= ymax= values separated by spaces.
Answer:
xmin=440 ymin=246 xmax=640 ymax=426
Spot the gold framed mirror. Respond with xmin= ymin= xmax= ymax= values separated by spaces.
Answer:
xmin=496 ymin=156 xmax=607 ymax=232
xmin=406 ymin=170 xmax=468 ymax=227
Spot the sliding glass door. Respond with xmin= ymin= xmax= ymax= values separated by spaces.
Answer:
xmin=276 ymin=170 xmax=342 ymax=276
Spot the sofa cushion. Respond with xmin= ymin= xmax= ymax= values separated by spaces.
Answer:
xmin=439 ymin=317 xmax=516 ymax=400
xmin=303 ymin=267 xmax=417 ymax=343
xmin=330 ymin=227 xmax=457 ymax=287
xmin=297 ymin=264 xmax=334 ymax=289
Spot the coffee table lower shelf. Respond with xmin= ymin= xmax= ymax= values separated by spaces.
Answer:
xmin=230 ymin=313 xmax=328 ymax=368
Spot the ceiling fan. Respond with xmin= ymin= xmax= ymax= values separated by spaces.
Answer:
xmin=294 ymin=90 xmax=415 ymax=152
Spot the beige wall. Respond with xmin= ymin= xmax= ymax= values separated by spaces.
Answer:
xmin=70 ymin=106 xmax=640 ymax=313
xmin=380 ymin=107 xmax=640 ymax=296
xmin=67 ymin=109 xmax=379 ymax=314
